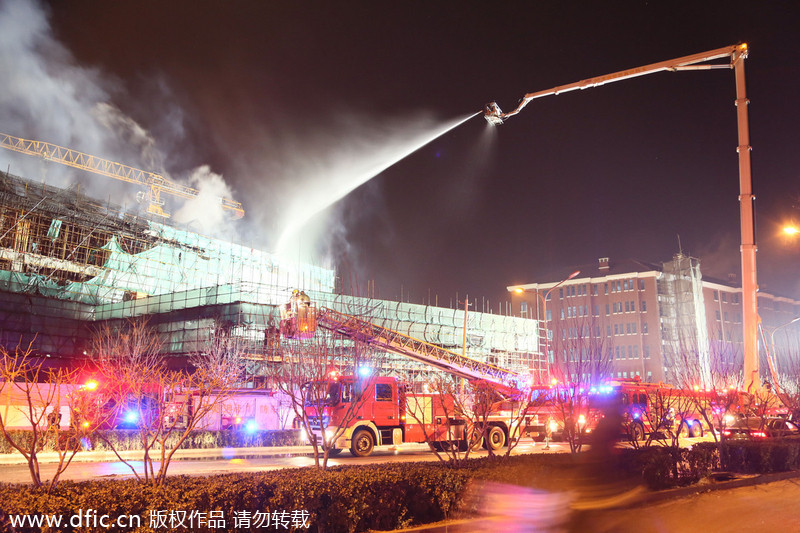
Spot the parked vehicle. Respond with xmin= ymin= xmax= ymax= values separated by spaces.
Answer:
xmin=722 ymin=417 xmax=800 ymax=439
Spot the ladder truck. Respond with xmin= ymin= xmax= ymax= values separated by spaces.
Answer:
xmin=279 ymin=300 xmax=544 ymax=456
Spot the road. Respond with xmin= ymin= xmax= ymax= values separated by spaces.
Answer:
xmin=0 ymin=439 xmax=572 ymax=485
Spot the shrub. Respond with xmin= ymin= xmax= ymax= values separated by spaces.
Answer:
xmin=0 ymin=461 xmax=474 ymax=533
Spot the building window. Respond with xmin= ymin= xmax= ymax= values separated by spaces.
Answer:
xmin=733 ymin=294 xmax=739 ymax=304
xmin=520 ymin=301 xmax=528 ymax=314
xmin=614 ymin=324 xmax=619 ymax=335
xmin=560 ymin=309 xmax=565 ymax=319
xmin=642 ymin=322 xmax=648 ymax=334
xmin=639 ymin=279 xmax=645 ymax=290
xmin=546 ymin=309 xmax=552 ymax=321
xmin=630 ymin=301 xmax=636 ymax=312
xmin=604 ymin=283 xmax=608 ymax=295
xmin=713 ymin=291 xmax=719 ymax=302
xmin=641 ymin=300 xmax=647 ymax=312
xmin=615 ymin=346 xmax=620 ymax=359
xmin=559 ymin=288 xmax=563 ymax=298
xmin=593 ymin=285 xmax=598 ymax=296
xmin=634 ymin=345 xmax=639 ymax=358
xmin=605 ymin=304 xmax=610 ymax=315
xmin=607 ymin=325 xmax=611 ymax=336
xmin=722 ymin=293 xmax=728 ymax=303
xmin=644 ymin=345 xmax=650 ymax=359
xmin=593 ymin=305 xmax=599 ymax=316
xmin=715 ymin=310 xmax=720 ymax=321
xmin=625 ymin=301 xmax=630 ymax=312
xmin=724 ymin=311 xmax=729 ymax=322
xmin=632 ymin=323 xmax=637 ymax=334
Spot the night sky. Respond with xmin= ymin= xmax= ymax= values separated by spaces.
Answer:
xmin=2 ymin=1 xmax=799 ymax=308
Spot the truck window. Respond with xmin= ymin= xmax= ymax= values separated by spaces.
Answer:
xmin=341 ymin=382 xmax=352 ymax=403
xmin=375 ymin=383 xmax=392 ymax=402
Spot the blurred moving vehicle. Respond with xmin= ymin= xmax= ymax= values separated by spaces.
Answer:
xmin=723 ymin=417 xmax=800 ymax=439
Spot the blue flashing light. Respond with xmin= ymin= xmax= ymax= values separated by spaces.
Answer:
xmin=245 ymin=420 xmax=258 ymax=433
xmin=358 ymin=366 xmax=372 ymax=378
xmin=124 ymin=410 xmax=138 ymax=424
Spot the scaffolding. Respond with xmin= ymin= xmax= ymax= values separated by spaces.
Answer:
xmin=0 ymin=170 xmax=543 ymax=379
xmin=658 ymin=253 xmax=710 ymax=384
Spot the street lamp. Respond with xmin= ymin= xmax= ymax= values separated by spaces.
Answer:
xmin=766 ymin=317 xmax=800 ymax=386
xmin=512 ymin=270 xmax=580 ymax=383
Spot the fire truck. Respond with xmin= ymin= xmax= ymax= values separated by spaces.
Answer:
xmin=281 ymin=301 xmax=535 ymax=457
xmin=581 ymin=377 xmax=709 ymax=442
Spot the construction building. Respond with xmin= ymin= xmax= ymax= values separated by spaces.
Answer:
xmin=509 ymin=255 xmax=800 ymax=385
xmin=0 ymin=170 xmax=544 ymax=380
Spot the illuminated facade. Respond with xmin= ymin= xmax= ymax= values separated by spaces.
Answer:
xmin=509 ymin=255 xmax=800 ymax=385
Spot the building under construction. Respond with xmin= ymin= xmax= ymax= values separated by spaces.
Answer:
xmin=0 ymin=170 xmax=544 ymax=380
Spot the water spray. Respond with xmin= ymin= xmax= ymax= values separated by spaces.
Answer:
xmin=275 ymin=110 xmax=482 ymax=257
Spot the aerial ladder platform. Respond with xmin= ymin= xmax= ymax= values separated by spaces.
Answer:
xmin=313 ymin=306 xmax=522 ymax=395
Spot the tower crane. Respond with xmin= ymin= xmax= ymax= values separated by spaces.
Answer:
xmin=485 ymin=44 xmax=760 ymax=392
xmin=0 ymin=132 xmax=245 ymax=219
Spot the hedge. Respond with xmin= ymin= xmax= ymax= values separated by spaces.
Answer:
xmin=621 ymin=438 xmax=800 ymax=489
xmin=0 ymin=462 xmax=475 ymax=532
xmin=0 ymin=429 xmax=301 ymax=454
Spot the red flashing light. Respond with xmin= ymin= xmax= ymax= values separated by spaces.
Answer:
xmin=84 ymin=379 xmax=99 ymax=391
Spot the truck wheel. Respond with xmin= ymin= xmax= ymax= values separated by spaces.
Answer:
xmin=485 ymin=426 xmax=506 ymax=450
xmin=629 ymin=422 xmax=645 ymax=442
xmin=350 ymin=429 xmax=374 ymax=457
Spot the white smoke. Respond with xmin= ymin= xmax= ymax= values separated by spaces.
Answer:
xmin=173 ymin=165 xmax=236 ymax=236
xmin=0 ymin=0 xmax=237 ymax=234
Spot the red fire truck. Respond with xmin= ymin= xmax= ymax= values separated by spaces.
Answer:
xmin=580 ymin=377 xmax=709 ymax=442
xmin=282 ymin=303 xmax=532 ymax=457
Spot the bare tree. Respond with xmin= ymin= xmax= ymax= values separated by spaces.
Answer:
xmin=0 ymin=342 xmax=91 ymax=491
xmin=549 ymin=318 xmax=612 ymax=453
xmin=404 ymin=372 xmax=483 ymax=465
xmin=91 ymin=318 xmax=243 ymax=486
xmin=266 ymin=331 xmax=386 ymax=469
xmin=670 ymin=330 xmax=744 ymax=443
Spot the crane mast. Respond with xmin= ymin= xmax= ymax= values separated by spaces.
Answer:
xmin=0 ymin=132 xmax=245 ymax=219
xmin=486 ymin=44 xmax=759 ymax=392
